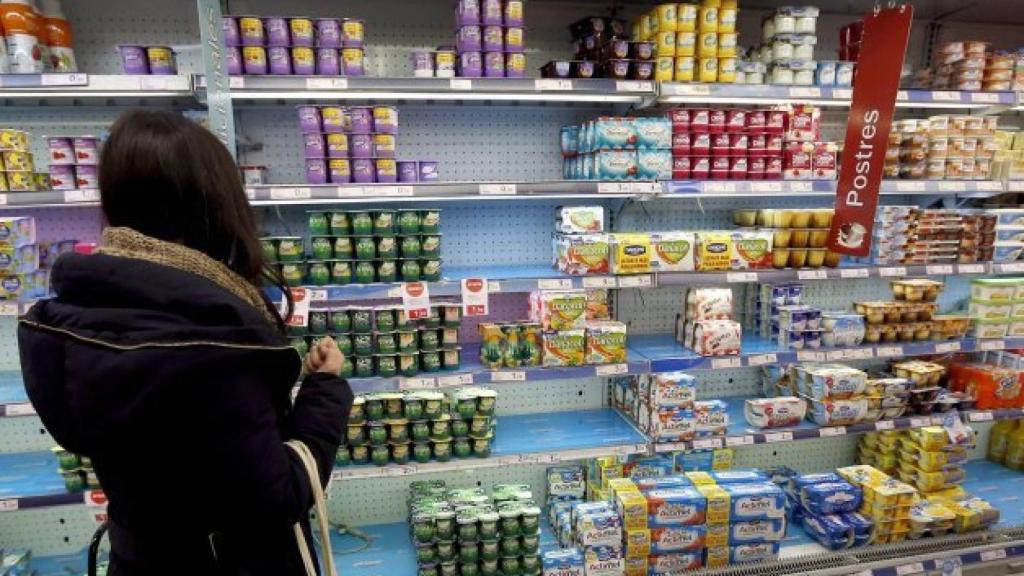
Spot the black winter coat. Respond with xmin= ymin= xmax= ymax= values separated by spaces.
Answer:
xmin=17 ymin=250 xmax=353 ymax=575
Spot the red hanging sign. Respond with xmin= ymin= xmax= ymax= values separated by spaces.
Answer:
xmin=828 ymin=4 xmax=914 ymax=256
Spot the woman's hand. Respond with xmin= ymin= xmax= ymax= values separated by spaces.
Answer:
xmin=305 ymin=336 xmax=344 ymax=376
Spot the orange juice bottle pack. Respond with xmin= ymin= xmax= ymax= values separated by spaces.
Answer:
xmin=947 ymin=362 xmax=1024 ymax=409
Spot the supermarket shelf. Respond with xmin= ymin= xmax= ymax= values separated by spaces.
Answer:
xmin=653 ymin=395 xmax=995 ymax=452
xmin=0 ymin=371 xmax=32 ymax=418
xmin=663 ymin=179 xmax=1008 ymax=198
xmin=0 ymin=452 xmax=103 ymax=511
xmin=245 ymin=180 xmax=659 ymax=204
xmin=195 ymin=75 xmax=656 ymax=105
xmin=0 ymin=74 xmax=196 ymax=106
xmin=331 ymin=408 xmax=649 ymax=480
xmin=657 ymin=262 xmax=993 ymax=286
xmin=658 ymin=83 xmax=1019 ymax=110
xmin=631 ymin=333 xmax=1024 ymax=373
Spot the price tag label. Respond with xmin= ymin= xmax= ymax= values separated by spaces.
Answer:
xmin=971 ymin=92 xmax=1001 ymax=104
xmin=693 ymin=438 xmax=724 ymax=449
xmin=765 ymin=432 xmax=793 ymax=443
xmin=336 ymin=186 xmax=365 ymax=198
xmin=597 ymin=182 xmax=622 ymax=194
xmin=796 ymin=351 xmax=824 ymax=362
xmin=875 ymin=420 xmax=896 ymax=431
xmin=666 ymin=83 xmax=711 ymax=96
xmin=726 ymin=435 xmax=755 ymax=447
xmin=747 ymin=354 xmax=777 ymax=367
xmin=926 ymin=265 xmax=954 ymax=275
xmin=832 ymin=88 xmax=853 ymax=99
xmin=789 ymin=87 xmax=822 ymax=98
xmin=896 ymin=562 xmax=925 ymax=575
xmin=0 ymin=499 xmax=17 ymax=512
xmin=619 ymin=182 xmax=660 ymax=194
xmin=519 ymin=453 xmax=559 ymax=464
xmin=896 ymin=181 xmax=927 ymax=192
xmin=5 ymin=403 xmax=36 ymax=416
xmin=492 ymin=371 xmax=526 ymax=382
xmin=376 ymin=186 xmax=414 ymax=197
xmin=487 ymin=281 xmax=502 ymax=293
xmin=744 ymin=181 xmax=780 ymax=193
xmin=959 ymin=264 xmax=986 ymax=274
xmin=479 ymin=183 xmax=517 ymax=195
xmin=840 ymin=269 xmax=870 ymax=279
xmin=139 ymin=76 xmax=169 ymax=90
xmin=596 ymin=363 xmax=629 ymax=376
xmin=788 ymin=181 xmax=813 ymax=193
xmin=583 ymin=277 xmax=617 ymax=288
xmin=969 ymin=411 xmax=994 ymax=422
xmin=910 ymin=417 xmax=931 ymax=428
xmin=819 ymin=426 xmax=847 ymax=437
xmin=1000 ymin=263 xmax=1024 ymax=273
xmin=305 ymin=77 xmax=349 ymax=89
xmin=849 ymin=348 xmax=874 ymax=360
xmin=979 ymin=340 xmax=1005 ymax=351
xmin=705 ymin=182 xmax=738 ymax=194
xmin=876 ymin=346 xmax=904 ymax=358
xmin=798 ymin=270 xmax=827 ymax=280
xmin=63 ymin=189 xmax=100 ymax=203
xmin=438 ymin=373 xmax=474 ymax=387
xmin=450 ymin=79 xmax=473 ymax=90
xmin=826 ymin=350 xmax=849 ymax=361
xmin=726 ymin=272 xmax=757 ymax=283
xmin=41 ymin=73 xmax=88 ymax=86
xmin=618 ymin=275 xmax=653 ymax=288
xmin=977 ymin=181 xmax=1003 ymax=192
xmin=939 ymin=181 xmax=961 ymax=192
xmin=400 ymin=377 xmax=437 ymax=390
xmin=245 ymin=188 xmax=256 ymax=200
xmin=387 ymin=286 xmax=403 ymax=298
xmin=935 ymin=342 xmax=961 ymax=353
xmin=616 ymin=81 xmax=652 ymax=92
xmin=269 ymin=187 xmax=312 ymax=201
xmin=401 ymin=282 xmax=431 ymax=319
xmin=308 ymin=289 xmax=328 ymax=302
xmin=879 ymin=267 xmax=908 ymax=277
xmin=1007 ymin=181 xmax=1024 ymax=193
xmin=981 ymin=549 xmax=1007 ymax=562
xmin=461 ymin=278 xmax=489 ymax=316
xmin=931 ymin=91 xmax=961 ymax=102
xmin=229 ymin=76 xmax=245 ymax=88
xmin=384 ymin=465 xmax=418 ymax=477
xmin=538 ymin=278 xmax=573 ymax=290
xmin=711 ymin=357 xmax=742 ymax=369
xmin=0 ymin=302 xmax=19 ymax=316
xmin=535 ymin=79 xmax=573 ymax=91
xmin=284 ymin=288 xmax=311 ymax=329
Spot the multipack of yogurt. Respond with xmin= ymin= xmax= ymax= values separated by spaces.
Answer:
xmin=648 ymin=524 xmax=706 ymax=553
xmin=0 ymin=217 xmax=36 ymax=248
xmin=547 ymin=465 xmax=586 ymax=499
xmin=645 ymin=487 xmax=707 ymax=526
xmin=585 ymin=321 xmax=628 ymax=364
xmin=575 ymin=508 xmax=622 ymax=546
xmin=694 ymin=400 xmax=729 ymax=437
xmin=582 ymin=545 xmax=624 ymax=576
xmin=800 ymin=481 xmax=862 ymax=515
xmin=637 ymin=149 xmax=672 ymax=179
xmin=650 ymin=232 xmax=696 ymax=272
xmin=530 ymin=290 xmax=587 ymax=331
xmin=723 ymin=482 xmax=786 ymax=521
xmin=641 ymin=406 xmax=696 ymax=442
xmin=726 ymin=519 xmax=787 ymax=544
xmin=647 ymin=372 xmax=697 ymax=408
xmin=647 ymin=551 xmax=703 ymax=573
xmin=542 ymin=548 xmax=584 ymax=576
xmin=685 ymin=287 xmax=733 ymax=321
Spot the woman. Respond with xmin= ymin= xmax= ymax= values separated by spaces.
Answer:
xmin=18 ymin=110 xmax=353 ymax=575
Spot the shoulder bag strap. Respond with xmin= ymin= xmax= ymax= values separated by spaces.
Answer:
xmin=285 ymin=440 xmax=339 ymax=576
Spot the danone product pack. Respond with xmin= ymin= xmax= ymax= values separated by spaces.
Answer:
xmin=530 ymin=290 xmax=587 ymax=331
xmin=555 ymin=233 xmax=610 ymax=275
xmin=585 ymin=321 xmax=628 ymax=364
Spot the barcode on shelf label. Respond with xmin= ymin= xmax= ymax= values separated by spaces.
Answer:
xmin=969 ymin=412 xmax=994 ymax=422
xmin=798 ymin=270 xmax=827 ymax=280
xmin=42 ymin=73 xmax=88 ymax=86
xmin=582 ymin=276 xmax=617 ymax=288
xmin=705 ymin=182 xmax=738 ymax=193
xmin=840 ymin=269 xmax=870 ymax=279
xmin=450 ymin=79 xmax=473 ymax=90
xmin=896 ymin=181 xmax=927 ymax=192
xmin=308 ymin=289 xmax=328 ymax=301
xmin=726 ymin=435 xmax=755 ymax=447
xmin=438 ymin=373 xmax=474 ymax=387
xmin=788 ymin=182 xmax=813 ymax=193
xmin=618 ymin=275 xmax=653 ymax=288
xmin=819 ymin=426 xmax=846 ymax=437
xmin=538 ymin=279 xmax=572 ymax=290
xmin=479 ymin=183 xmax=517 ymax=195
xmin=910 ymin=418 xmax=930 ymax=428
xmin=616 ymin=81 xmax=652 ymax=92
xmin=749 ymin=182 xmax=783 ymax=193
xmin=0 ymin=499 xmax=17 ymax=512
xmin=875 ymin=420 xmax=896 ymax=430
xmin=711 ymin=357 xmax=742 ymax=369
xmin=796 ymin=351 xmax=824 ymax=362
xmin=693 ymin=438 xmax=723 ymax=449
xmin=492 ymin=371 xmax=526 ymax=382
xmin=971 ymin=92 xmax=1001 ymax=104
xmin=400 ymin=377 xmax=437 ymax=389
xmin=726 ymin=272 xmax=757 ymax=283
xmin=935 ymin=342 xmax=961 ymax=353
xmin=765 ymin=432 xmax=793 ymax=443
xmin=959 ymin=264 xmax=986 ymax=274
xmin=879 ymin=267 xmax=907 ymax=277
xmin=747 ymin=354 xmax=777 ymax=366
xmin=981 ymin=549 xmax=1008 ymax=562
xmin=926 ymin=265 xmax=954 ymax=275
xmin=931 ymin=91 xmax=961 ymax=102
xmin=305 ymin=77 xmax=349 ymax=89
xmin=64 ymin=189 xmax=100 ymax=203
xmin=789 ymin=87 xmax=822 ymax=98
xmin=595 ymin=363 xmax=629 ymax=376
xmin=876 ymin=346 xmax=904 ymax=358
xmin=535 ymin=79 xmax=572 ymax=90
xmin=896 ymin=562 xmax=925 ymax=575
xmin=270 ymin=187 xmax=312 ymax=200
xmin=5 ymin=403 xmax=35 ymax=416
xmin=980 ymin=340 xmax=1005 ymax=351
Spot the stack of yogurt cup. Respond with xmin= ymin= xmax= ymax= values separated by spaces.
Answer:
xmin=298 ymin=105 xmax=439 ymax=185
xmin=0 ymin=129 xmax=49 ymax=192
xmin=116 ymin=45 xmax=178 ymax=75
xmin=450 ymin=0 xmax=526 ymax=78
xmin=46 ymin=136 xmax=100 ymax=191
xmin=223 ymin=15 xmax=365 ymax=76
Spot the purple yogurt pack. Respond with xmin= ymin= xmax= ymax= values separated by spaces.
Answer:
xmin=303 ymin=133 xmax=326 ymax=159
xmin=455 ymin=0 xmax=481 ymax=26
xmin=321 ymin=106 xmax=346 ymax=133
xmin=242 ymin=46 xmax=268 ymax=75
xmin=459 ymin=52 xmax=482 ymax=77
xmin=289 ymin=18 xmax=316 ymax=48
xmin=316 ymin=19 xmax=342 ymax=49
xmin=297 ymin=106 xmax=322 ymax=133
xmin=265 ymin=17 xmax=290 ymax=47
xmin=117 ymin=46 xmax=149 ymax=75
xmin=223 ymin=17 xmax=240 ymax=47
xmin=397 ymin=160 xmax=419 ymax=182
xmin=292 ymin=47 xmax=316 ymax=75
xmin=72 ymin=137 xmax=100 ymax=165
xmin=268 ymin=46 xmax=292 ymax=75
xmin=75 ymin=165 xmax=98 ymax=189
xmin=481 ymin=0 xmax=503 ymax=25
xmin=482 ymin=26 xmax=503 ymax=52
xmin=326 ymin=133 xmax=349 ymax=158
xmin=316 ymin=48 xmax=340 ymax=75
xmin=49 ymin=165 xmax=75 ymax=190
xmin=457 ymin=26 xmax=482 ymax=53
xmin=226 ymin=47 xmax=243 ymax=75
xmin=505 ymin=27 xmax=525 ymax=52
xmin=348 ymin=107 xmax=373 ymax=134
xmin=376 ymin=159 xmax=397 ymax=183
xmin=506 ymin=52 xmax=526 ymax=77
xmin=328 ymin=158 xmax=351 ymax=183
xmin=238 ymin=16 xmax=266 ymax=46
xmin=484 ymin=52 xmax=504 ymax=77
xmin=352 ymin=158 xmax=375 ymax=183
xmin=350 ymin=134 xmax=374 ymax=158
xmin=342 ymin=19 xmax=365 ymax=48
xmin=504 ymin=0 xmax=524 ymax=26
xmin=372 ymin=106 xmax=398 ymax=134
xmin=419 ymin=161 xmax=439 ymax=181
xmin=306 ymin=159 xmax=328 ymax=184
xmin=46 ymin=137 xmax=74 ymax=165
xmin=341 ymin=48 xmax=364 ymax=76
xmin=373 ymin=134 xmax=396 ymax=158
xmin=411 ymin=51 xmax=434 ymax=77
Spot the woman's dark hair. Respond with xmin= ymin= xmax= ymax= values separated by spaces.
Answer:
xmin=99 ymin=110 xmax=292 ymax=330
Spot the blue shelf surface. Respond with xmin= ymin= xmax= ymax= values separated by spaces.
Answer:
xmin=0 ymin=451 xmax=83 ymax=508
xmin=0 ymin=370 xmax=26 ymax=404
